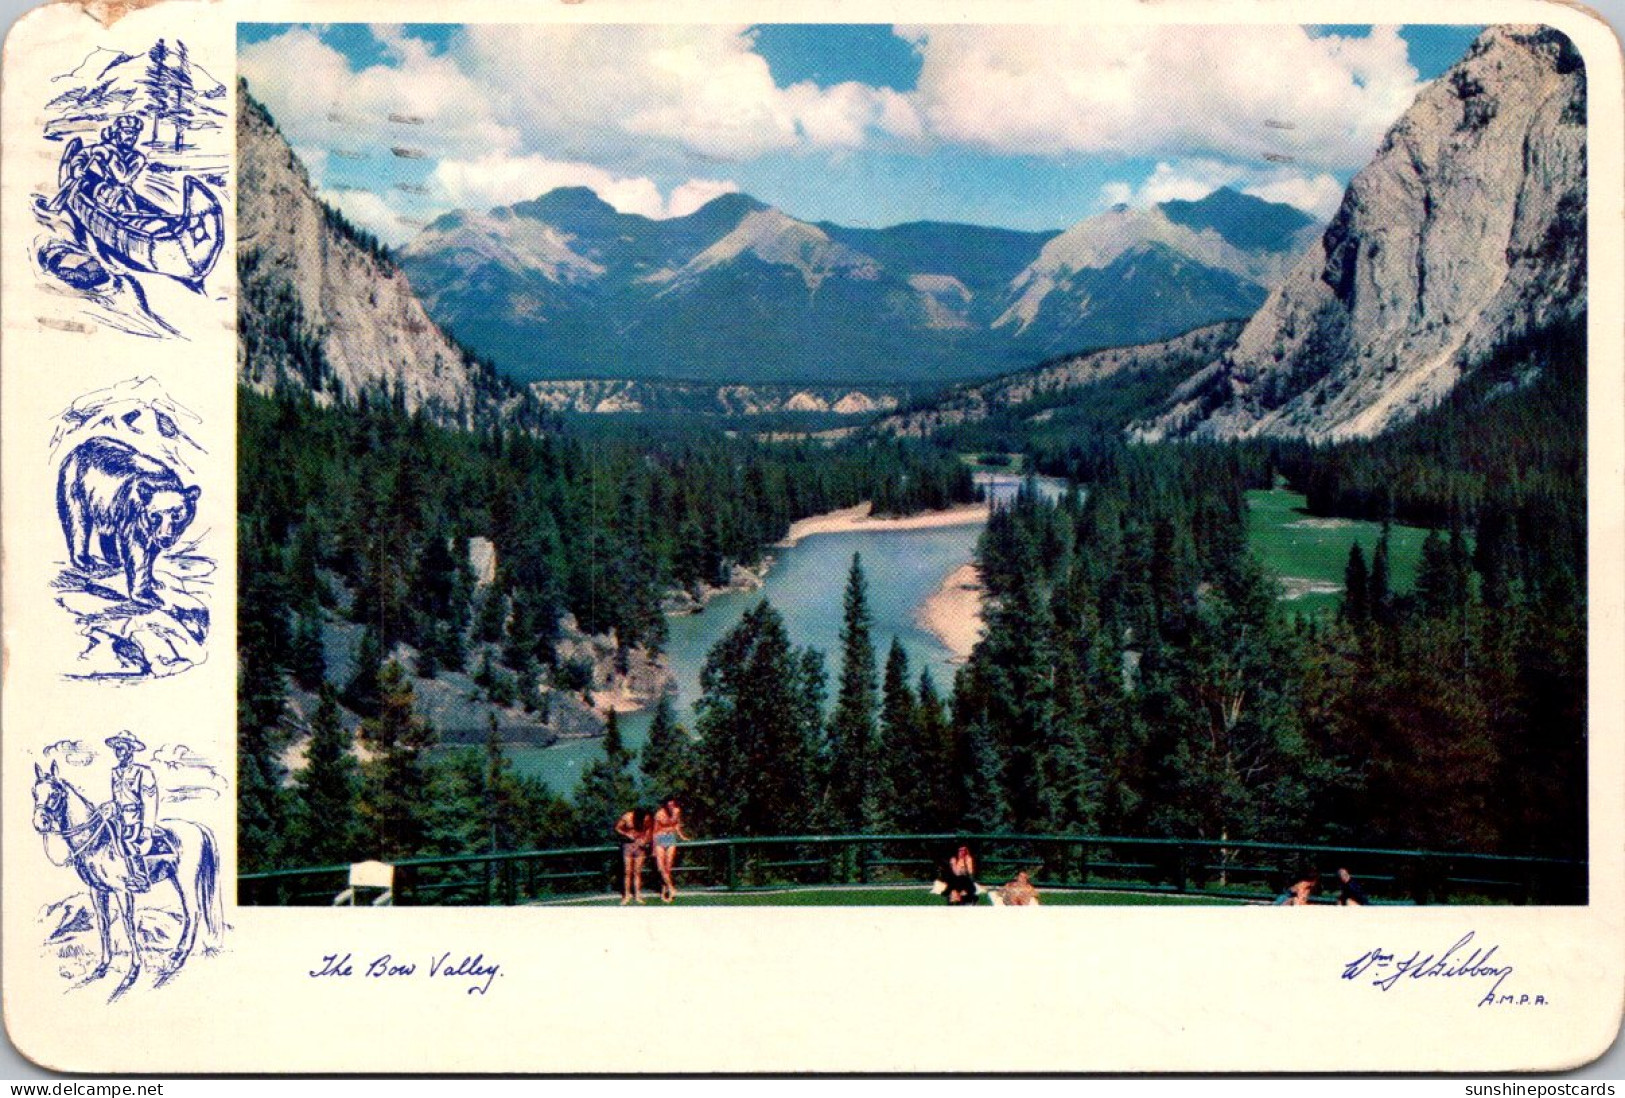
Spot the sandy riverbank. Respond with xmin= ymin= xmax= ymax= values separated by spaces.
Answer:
xmin=775 ymin=500 xmax=991 ymax=548
xmin=917 ymin=562 xmax=985 ymax=660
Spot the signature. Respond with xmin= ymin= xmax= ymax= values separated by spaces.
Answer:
xmin=1340 ymin=932 xmax=1546 ymax=1007
xmin=309 ymin=951 xmax=502 ymax=995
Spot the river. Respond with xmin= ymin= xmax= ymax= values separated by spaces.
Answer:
xmin=505 ymin=473 xmax=1065 ymax=792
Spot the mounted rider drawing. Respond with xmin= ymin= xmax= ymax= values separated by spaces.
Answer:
xmin=107 ymin=731 xmax=158 ymax=890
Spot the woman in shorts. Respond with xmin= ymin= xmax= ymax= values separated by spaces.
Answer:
xmin=614 ymin=807 xmax=655 ymax=904
xmin=652 ymin=797 xmax=690 ymax=903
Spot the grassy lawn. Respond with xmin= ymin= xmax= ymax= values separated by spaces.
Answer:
xmin=1246 ymin=487 xmax=1433 ymax=617
xmin=531 ymin=886 xmax=1248 ymax=907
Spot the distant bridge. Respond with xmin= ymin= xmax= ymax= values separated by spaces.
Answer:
xmin=238 ymin=832 xmax=1585 ymax=907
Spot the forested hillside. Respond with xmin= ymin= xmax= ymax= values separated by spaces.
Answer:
xmin=236 ymin=386 xmax=977 ymax=871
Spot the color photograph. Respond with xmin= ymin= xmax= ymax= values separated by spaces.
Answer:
xmin=228 ymin=21 xmax=1589 ymax=911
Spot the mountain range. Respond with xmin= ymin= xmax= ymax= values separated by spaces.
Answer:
xmin=237 ymin=23 xmax=1583 ymax=446
xmin=887 ymin=25 xmax=1587 ymax=445
xmin=397 ymin=184 xmax=1316 ymax=386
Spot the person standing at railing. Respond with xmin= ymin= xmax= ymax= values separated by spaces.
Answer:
xmin=615 ymin=807 xmax=655 ymax=905
xmin=652 ymin=796 xmax=689 ymax=903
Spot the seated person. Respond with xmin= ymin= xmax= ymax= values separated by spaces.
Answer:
xmin=943 ymin=845 xmax=977 ymax=905
xmin=999 ymin=869 xmax=1040 ymax=906
xmin=1337 ymin=867 xmax=1369 ymax=906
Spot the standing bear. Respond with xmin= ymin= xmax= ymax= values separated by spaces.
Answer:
xmin=57 ymin=437 xmax=201 ymax=604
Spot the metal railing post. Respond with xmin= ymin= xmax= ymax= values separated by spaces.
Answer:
xmin=726 ymin=840 xmax=738 ymax=891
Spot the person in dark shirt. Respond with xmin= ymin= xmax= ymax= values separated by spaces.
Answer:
xmin=943 ymin=845 xmax=977 ymax=905
xmin=1337 ymin=867 xmax=1369 ymax=906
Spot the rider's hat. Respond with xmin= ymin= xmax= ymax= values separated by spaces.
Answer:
xmin=104 ymin=731 xmax=146 ymax=753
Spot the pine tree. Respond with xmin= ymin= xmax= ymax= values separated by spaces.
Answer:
xmin=603 ymin=708 xmax=626 ymax=766
xmin=1342 ymin=543 xmax=1370 ymax=626
xmin=236 ymin=666 xmax=290 ymax=874
xmin=642 ymin=691 xmax=698 ymax=802
xmin=827 ymin=554 xmax=881 ymax=830
xmin=483 ymin=713 xmax=524 ymax=854
xmin=875 ymin=639 xmax=921 ymax=830
xmin=961 ymin=716 xmax=1010 ymax=832
xmin=343 ymin=626 xmax=384 ymax=716
xmin=1369 ymin=523 xmax=1393 ymax=625
xmin=474 ymin=584 xmax=508 ymax=644
xmin=357 ymin=660 xmax=438 ymax=860
xmin=290 ymin=611 xmax=327 ymax=692
xmin=914 ymin=669 xmax=957 ymax=831
xmin=1415 ymin=530 xmax=1454 ymax=619
xmin=694 ymin=600 xmax=817 ymax=836
xmin=291 ymin=684 xmax=360 ymax=866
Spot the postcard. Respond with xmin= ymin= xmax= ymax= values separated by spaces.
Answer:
xmin=2 ymin=0 xmax=1622 ymax=1074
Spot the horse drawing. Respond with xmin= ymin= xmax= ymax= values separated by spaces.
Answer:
xmin=30 ymin=760 xmax=222 ymax=999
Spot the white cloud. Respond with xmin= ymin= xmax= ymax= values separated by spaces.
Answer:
xmin=1099 ymin=159 xmax=1348 ymax=219
xmin=459 ymin=25 xmax=919 ymax=164
xmin=432 ymin=154 xmax=740 ymax=221
xmin=240 ymin=27 xmax=516 ymax=162
xmin=1245 ymin=173 xmax=1347 ymax=219
xmin=901 ymin=24 xmax=1420 ymax=170
xmin=246 ymin=23 xmax=1396 ymax=238
xmin=319 ymin=187 xmax=414 ymax=245
xmin=666 ymin=179 xmax=743 ymax=218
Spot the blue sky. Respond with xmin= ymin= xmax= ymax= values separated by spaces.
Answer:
xmin=238 ymin=23 xmax=1484 ymax=245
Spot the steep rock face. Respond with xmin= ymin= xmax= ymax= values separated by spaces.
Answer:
xmin=1142 ymin=26 xmax=1586 ymax=442
xmin=236 ymin=91 xmax=496 ymax=423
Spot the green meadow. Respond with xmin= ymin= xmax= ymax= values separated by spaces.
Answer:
xmin=1246 ymin=487 xmax=1433 ymax=617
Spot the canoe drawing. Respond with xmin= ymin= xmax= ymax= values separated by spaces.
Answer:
xmin=56 ymin=136 xmax=224 ymax=292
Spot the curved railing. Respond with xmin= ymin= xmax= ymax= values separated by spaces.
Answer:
xmin=237 ymin=831 xmax=1586 ymax=907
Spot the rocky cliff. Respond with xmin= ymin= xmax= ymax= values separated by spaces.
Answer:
xmin=237 ymin=89 xmax=512 ymax=425
xmin=1139 ymin=26 xmax=1586 ymax=442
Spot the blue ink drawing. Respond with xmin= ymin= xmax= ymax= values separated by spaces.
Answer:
xmin=31 ymin=41 xmax=228 ymax=339
xmin=31 ymin=733 xmax=225 ymax=1001
xmin=51 ymin=378 xmax=212 ymax=682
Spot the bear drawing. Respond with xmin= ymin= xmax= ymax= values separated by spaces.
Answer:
xmin=57 ymin=436 xmax=201 ymax=604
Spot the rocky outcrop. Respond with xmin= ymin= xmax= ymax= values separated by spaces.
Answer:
xmin=236 ymin=89 xmax=504 ymax=424
xmin=1139 ymin=27 xmax=1586 ymax=442
xmin=552 ymin=616 xmax=673 ymax=714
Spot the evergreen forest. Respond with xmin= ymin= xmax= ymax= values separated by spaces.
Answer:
xmin=238 ymin=316 xmax=1587 ymax=886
